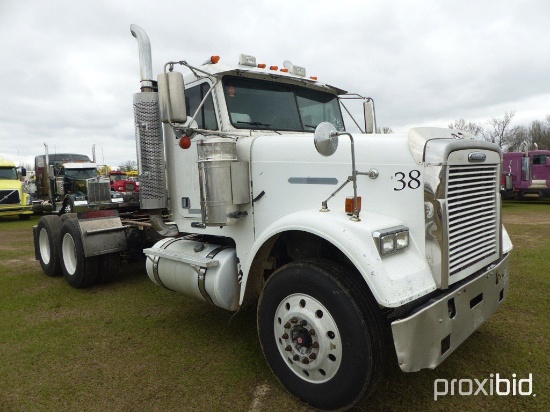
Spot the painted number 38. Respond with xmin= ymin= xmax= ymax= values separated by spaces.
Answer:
xmin=393 ymin=170 xmax=421 ymax=191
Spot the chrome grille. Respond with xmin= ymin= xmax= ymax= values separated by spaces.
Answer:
xmin=446 ymin=165 xmax=498 ymax=277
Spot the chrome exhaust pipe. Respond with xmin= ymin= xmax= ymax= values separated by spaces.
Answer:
xmin=130 ymin=24 xmax=154 ymax=92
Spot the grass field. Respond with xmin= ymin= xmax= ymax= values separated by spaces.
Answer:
xmin=0 ymin=202 xmax=548 ymax=411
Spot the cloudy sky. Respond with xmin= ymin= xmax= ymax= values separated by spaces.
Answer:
xmin=1 ymin=0 xmax=549 ymax=168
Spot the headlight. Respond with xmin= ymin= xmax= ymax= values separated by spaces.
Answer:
xmin=373 ymin=226 xmax=409 ymax=256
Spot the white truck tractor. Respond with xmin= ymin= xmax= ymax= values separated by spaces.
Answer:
xmin=33 ymin=24 xmax=512 ymax=411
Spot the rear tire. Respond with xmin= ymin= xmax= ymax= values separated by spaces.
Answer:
xmin=257 ymin=260 xmax=385 ymax=411
xmin=59 ymin=218 xmax=98 ymax=288
xmin=36 ymin=215 xmax=63 ymax=277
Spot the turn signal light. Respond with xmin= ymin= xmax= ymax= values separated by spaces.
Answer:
xmin=270 ymin=65 xmax=279 ymax=71
xmin=210 ymin=55 xmax=220 ymax=64
xmin=345 ymin=196 xmax=361 ymax=214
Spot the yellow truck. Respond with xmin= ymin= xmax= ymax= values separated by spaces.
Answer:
xmin=0 ymin=156 xmax=33 ymax=219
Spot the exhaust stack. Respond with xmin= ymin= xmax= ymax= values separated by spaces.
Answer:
xmin=130 ymin=24 xmax=167 ymax=211
xmin=130 ymin=24 xmax=154 ymax=92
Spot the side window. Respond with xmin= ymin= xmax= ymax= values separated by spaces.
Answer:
xmin=185 ymin=83 xmax=218 ymax=130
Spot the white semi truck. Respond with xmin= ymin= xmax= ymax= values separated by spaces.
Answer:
xmin=33 ymin=24 xmax=512 ymax=411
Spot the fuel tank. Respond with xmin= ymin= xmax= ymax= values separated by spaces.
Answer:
xmin=145 ymin=238 xmax=240 ymax=311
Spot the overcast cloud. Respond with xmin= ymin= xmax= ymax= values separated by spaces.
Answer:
xmin=1 ymin=0 xmax=549 ymax=168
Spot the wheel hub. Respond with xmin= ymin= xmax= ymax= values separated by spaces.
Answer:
xmin=293 ymin=325 xmax=313 ymax=348
xmin=274 ymin=293 xmax=342 ymax=384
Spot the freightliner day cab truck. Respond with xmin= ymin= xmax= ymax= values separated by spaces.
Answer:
xmin=33 ymin=24 xmax=513 ymax=411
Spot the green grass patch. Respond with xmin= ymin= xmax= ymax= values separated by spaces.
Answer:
xmin=0 ymin=206 xmax=548 ymax=411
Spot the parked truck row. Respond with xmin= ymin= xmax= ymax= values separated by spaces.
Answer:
xmin=31 ymin=144 xmax=140 ymax=214
xmin=32 ymin=24 xmax=513 ymax=411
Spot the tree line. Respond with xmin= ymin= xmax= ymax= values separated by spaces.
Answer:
xmin=448 ymin=111 xmax=550 ymax=152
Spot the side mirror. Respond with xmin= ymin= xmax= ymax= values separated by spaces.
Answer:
xmin=20 ymin=167 xmax=27 ymax=178
xmin=158 ymin=71 xmax=187 ymax=124
xmin=363 ymin=99 xmax=376 ymax=134
xmin=314 ymin=122 xmax=339 ymax=156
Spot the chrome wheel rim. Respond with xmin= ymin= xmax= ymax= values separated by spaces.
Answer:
xmin=274 ymin=293 xmax=342 ymax=384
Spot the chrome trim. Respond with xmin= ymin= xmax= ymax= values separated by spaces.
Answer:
xmin=468 ymin=152 xmax=486 ymax=162
xmin=288 ymin=177 xmax=338 ymax=185
xmin=151 ymin=238 xmax=180 ymax=291
xmin=194 ymin=246 xmax=229 ymax=306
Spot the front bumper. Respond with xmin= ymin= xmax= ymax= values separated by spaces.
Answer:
xmin=391 ymin=253 xmax=510 ymax=372
xmin=0 ymin=206 xmax=33 ymax=217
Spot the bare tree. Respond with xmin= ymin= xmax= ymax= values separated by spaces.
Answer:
xmin=504 ymin=125 xmax=529 ymax=152
xmin=529 ymin=120 xmax=550 ymax=150
xmin=487 ymin=111 xmax=515 ymax=148
xmin=118 ymin=160 xmax=137 ymax=172
xmin=448 ymin=119 xmax=486 ymax=139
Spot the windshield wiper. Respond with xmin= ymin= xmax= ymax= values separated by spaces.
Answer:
xmin=237 ymin=121 xmax=271 ymax=128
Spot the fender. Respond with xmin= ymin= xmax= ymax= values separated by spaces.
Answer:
xmin=241 ymin=209 xmax=437 ymax=308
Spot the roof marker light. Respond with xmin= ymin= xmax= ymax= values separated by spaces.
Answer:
xmin=310 ymin=76 xmax=318 ymax=81
xmin=239 ymin=54 xmax=257 ymax=67
xmin=270 ymin=65 xmax=279 ymax=71
xmin=210 ymin=55 xmax=220 ymax=64
xmin=257 ymin=63 xmax=266 ymax=69
xmin=280 ymin=68 xmax=289 ymax=73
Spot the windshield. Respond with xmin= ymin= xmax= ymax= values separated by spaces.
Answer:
xmin=64 ymin=168 xmax=97 ymax=180
xmin=111 ymin=174 xmax=127 ymax=181
xmin=223 ymin=76 xmax=344 ymax=132
xmin=0 ymin=167 xmax=18 ymax=180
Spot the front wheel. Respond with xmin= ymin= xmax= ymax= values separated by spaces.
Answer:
xmin=59 ymin=218 xmax=98 ymax=288
xmin=257 ymin=260 xmax=385 ymax=411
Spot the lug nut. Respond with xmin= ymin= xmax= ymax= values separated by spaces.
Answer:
xmin=312 ymin=342 xmax=319 ymax=349
xmin=290 ymin=317 xmax=298 ymax=324
xmin=281 ymin=333 xmax=289 ymax=339
xmin=284 ymin=322 xmax=291 ymax=329
xmin=308 ymin=329 xmax=316 ymax=336
xmin=285 ymin=345 xmax=292 ymax=351
xmin=302 ymin=358 xmax=310 ymax=365
xmin=300 ymin=320 xmax=307 ymax=326
xmin=293 ymin=354 xmax=300 ymax=361
xmin=309 ymin=353 xmax=317 ymax=360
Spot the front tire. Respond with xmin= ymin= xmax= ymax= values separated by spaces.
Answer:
xmin=59 ymin=218 xmax=98 ymax=288
xmin=257 ymin=260 xmax=385 ymax=411
xmin=36 ymin=215 xmax=63 ymax=277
